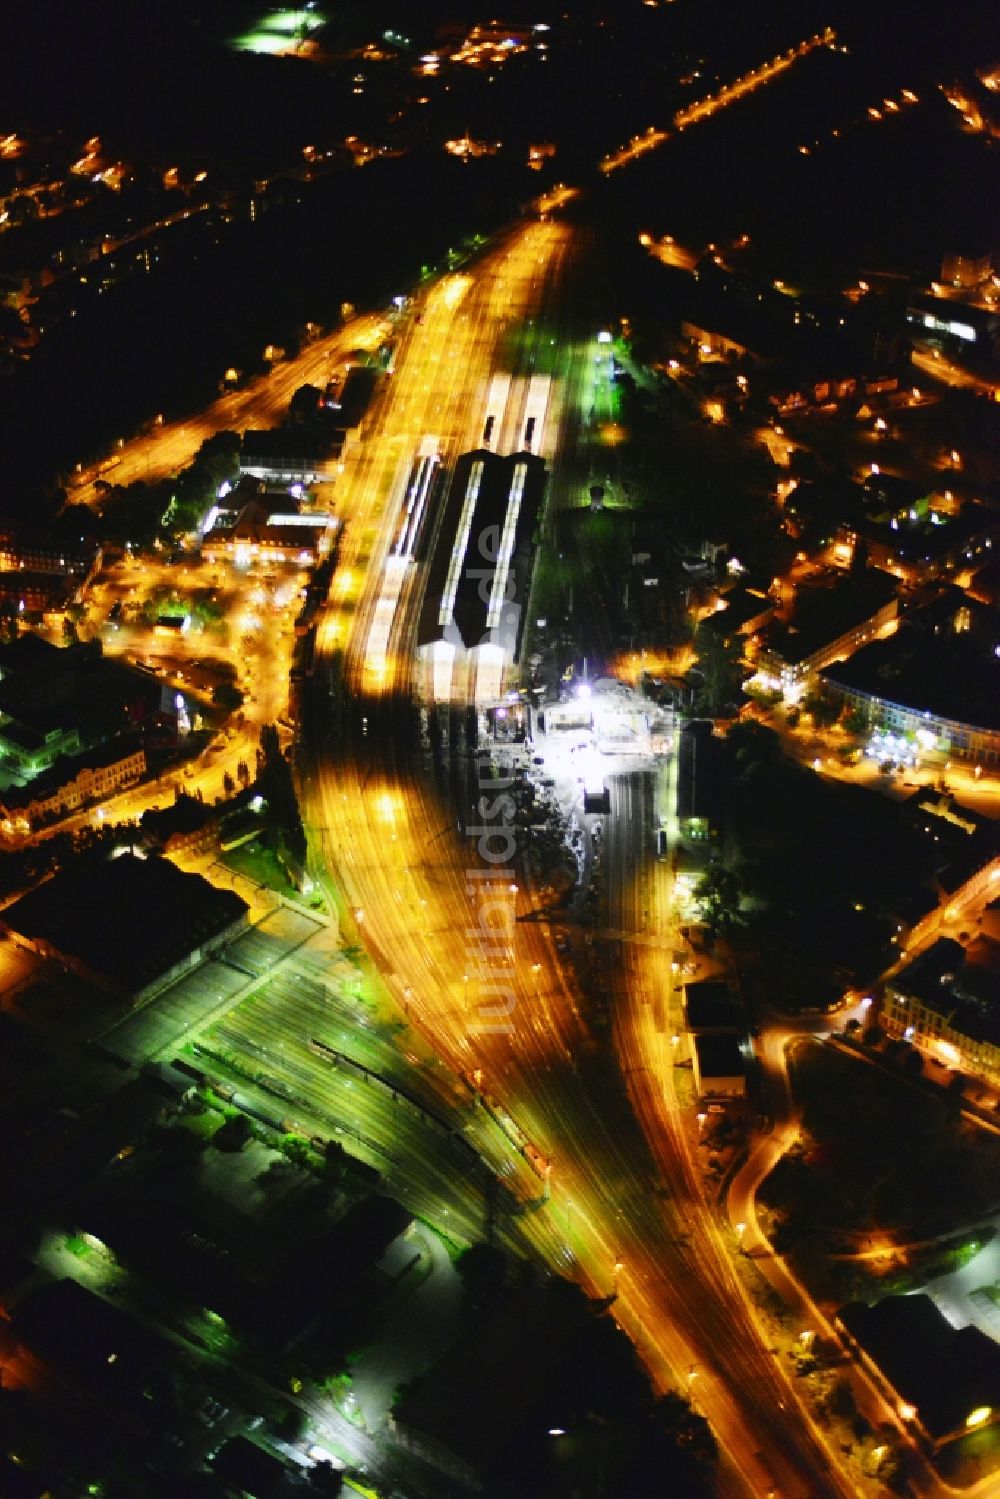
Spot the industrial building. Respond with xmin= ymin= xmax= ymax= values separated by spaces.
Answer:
xmin=417 ymin=449 xmax=546 ymax=702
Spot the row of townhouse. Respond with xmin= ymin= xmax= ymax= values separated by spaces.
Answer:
xmin=0 ymin=740 xmax=146 ymax=837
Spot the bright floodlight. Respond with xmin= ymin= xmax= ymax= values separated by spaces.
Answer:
xmin=597 ymin=330 xmax=613 ymax=344
xmin=576 ymin=682 xmax=592 ymax=699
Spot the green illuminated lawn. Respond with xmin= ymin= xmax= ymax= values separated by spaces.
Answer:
xmin=221 ymin=840 xmax=300 ymax=899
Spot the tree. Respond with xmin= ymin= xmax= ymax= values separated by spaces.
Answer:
xmin=653 ymin=1390 xmax=718 ymax=1468
xmin=694 ymin=862 xmax=743 ymax=936
xmin=456 ymin=1243 xmax=511 ymax=1314
xmin=256 ymin=722 xmax=307 ymax=881
xmin=164 ymin=432 xmax=240 ymax=535
xmin=276 ymin=1404 xmax=306 ymax=1441
xmin=744 ymin=683 xmax=781 ymax=709
xmin=726 ymin=720 xmax=780 ymax=772
xmin=6 ymin=195 xmax=38 ymax=226
xmin=692 ymin=619 xmax=745 ymax=716
xmin=828 ymin=1378 xmax=857 ymax=1421
xmin=788 ymin=447 xmax=820 ymax=482
xmin=321 ymin=1139 xmax=348 ymax=1181
xmin=100 ymin=478 xmax=171 ymax=547
xmin=309 ymin=1462 xmax=343 ymax=1495
xmin=212 ymin=682 xmax=244 ymax=713
xmin=289 ymin=383 xmax=323 ymax=422
xmin=194 ymin=596 xmax=224 ymax=628
xmin=802 ymin=689 xmax=841 ymax=730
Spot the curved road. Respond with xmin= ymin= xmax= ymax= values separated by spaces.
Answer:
xmin=300 ymin=214 xmax=860 ymax=1497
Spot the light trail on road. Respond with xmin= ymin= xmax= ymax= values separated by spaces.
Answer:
xmin=70 ymin=312 xmax=388 ymax=506
xmin=296 ymin=211 xmax=865 ymax=1497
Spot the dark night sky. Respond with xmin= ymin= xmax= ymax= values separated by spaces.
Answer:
xmin=2 ymin=0 xmax=996 ymax=504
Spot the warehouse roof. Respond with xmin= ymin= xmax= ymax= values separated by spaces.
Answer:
xmin=0 ymin=853 xmax=247 ymax=996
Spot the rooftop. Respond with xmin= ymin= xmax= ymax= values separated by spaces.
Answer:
xmin=891 ymin=934 xmax=1000 ymax=1048
xmin=852 ymin=502 xmax=999 ymax=569
xmin=0 ymin=631 xmax=63 ymax=680
xmin=839 ymin=1294 xmax=1000 ymax=1442
xmin=862 ymin=472 xmax=935 ymax=513
xmin=702 ymin=585 xmax=775 ymax=638
xmin=140 ymin=791 xmax=216 ymax=843
xmin=0 ymin=853 xmax=247 ymax=996
xmin=212 ymin=1436 xmax=298 ymax=1498
xmin=763 ymin=567 xmax=897 ymax=666
xmin=419 ymin=450 xmax=545 ymax=652
xmin=240 ymin=427 xmax=343 ymax=461
xmin=0 ymin=735 xmax=144 ymax=810
xmin=684 ymin=979 xmax=742 ymax=1032
xmin=821 ymin=622 xmax=1000 ymax=732
xmin=13 ymin=1278 xmax=176 ymax=1417
xmin=890 ymin=937 xmax=968 ymax=1006
xmin=396 ymin=1279 xmax=594 ymax=1477
xmin=693 ymin=1032 xmax=744 ymax=1079
xmin=677 ymin=719 xmax=722 ymax=824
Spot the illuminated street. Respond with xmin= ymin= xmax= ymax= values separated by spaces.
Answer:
xmin=5 ymin=7 xmax=1000 ymax=1497
xmin=70 ymin=311 xmax=389 ymax=507
xmin=297 ymin=211 xmax=866 ymax=1497
xmin=601 ymin=30 xmax=836 ymax=175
